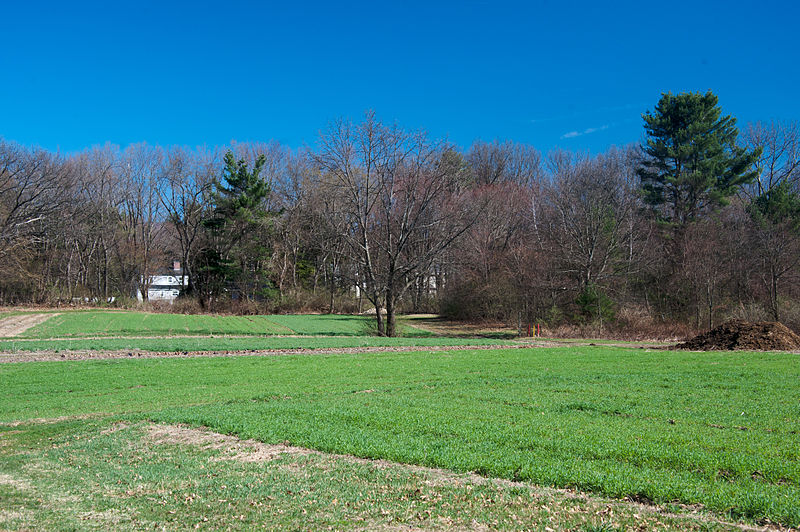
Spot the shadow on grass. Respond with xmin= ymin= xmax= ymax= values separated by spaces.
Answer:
xmin=402 ymin=316 xmax=519 ymax=339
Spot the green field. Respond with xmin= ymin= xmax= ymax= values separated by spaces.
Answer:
xmin=0 ymin=311 xmax=507 ymax=355
xmin=0 ymin=312 xmax=669 ymax=355
xmin=2 ymin=346 xmax=798 ymax=527
xmin=15 ymin=311 xmax=430 ymax=339
xmin=0 ymin=419 xmax=726 ymax=531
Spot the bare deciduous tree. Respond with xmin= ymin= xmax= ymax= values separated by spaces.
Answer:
xmin=315 ymin=113 xmax=478 ymax=336
xmin=116 ymin=144 xmax=167 ymax=299
xmin=0 ymin=141 xmax=70 ymax=260
xmin=740 ymin=120 xmax=800 ymax=321
xmin=158 ymin=147 xmax=217 ymax=294
xmin=741 ymin=120 xmax=800 ymax=198
xmin=547 ymin=148 xmax=640 ymax=291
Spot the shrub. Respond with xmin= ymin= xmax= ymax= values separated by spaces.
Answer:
xmin=170 ymin=297 xmax=204 ymax=315
xmin=575 ymin=283 xmax=616 ymax=324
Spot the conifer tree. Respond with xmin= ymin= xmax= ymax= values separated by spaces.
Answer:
xmin=638 ymin=91 xmax=760 ymax=229
xmin=195 ymin=151 xmax=272 ymax=308
xmin=208 ymin=151 xmax=270 ymax=225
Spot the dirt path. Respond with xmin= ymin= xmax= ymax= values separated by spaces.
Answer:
xmin=0 ymin=313 xmax=57 ymax=338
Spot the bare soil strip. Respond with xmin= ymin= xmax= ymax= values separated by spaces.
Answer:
xmin=0 ymin=413 xmax=109 ymax=428
xmin=0 ymin=340 xmax=681 ymax=364
xmin=0 ymin=343 xmax=532 ymax=363
xmin=146 ymin=423 xmax=314 ymax=463
xmin=3 ymin=334 xmax=453 ymax=341
xmin=144 ymin=422 xmax=783 ymax=532
xmin=0 ymin=313 xmax=58 ymax=338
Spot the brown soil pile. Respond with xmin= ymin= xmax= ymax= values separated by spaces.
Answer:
xmin=675 ymin=319 xmax=800 ymax=351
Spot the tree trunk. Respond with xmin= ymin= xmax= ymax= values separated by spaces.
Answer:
xmin=374 ymin=302 xmax=385 ymax=335
xmin=385 ymin=290 xmax=396 ymax=337
xmin=771 ymin=269 xmax=779 ymax=322
xmin=328 ymin=269 xmax=335 ymax=314
xmin=707 ymin=283 xmax=713 ymax=331
xmin=695 ymin=291 xmax=701 ymax=330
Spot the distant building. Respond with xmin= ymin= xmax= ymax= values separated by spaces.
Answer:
xmin=137 ymin=261 xmax=188 ymax=302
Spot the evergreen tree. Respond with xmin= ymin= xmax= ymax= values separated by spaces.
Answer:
xmin=638 ymin=91 xmax=760 ymax=229
xmin=208 ymin=151 xmax=270 ymax=225
xmin=750 ymin=181 xmax=800 ymax=228
xmin=195 ymin=151 xmax=272 ymax=308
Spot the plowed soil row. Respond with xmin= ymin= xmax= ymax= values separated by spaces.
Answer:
xmin=0 ymin=343 xmax=532 ymax=363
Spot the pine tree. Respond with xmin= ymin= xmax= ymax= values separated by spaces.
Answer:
xmin=209 ymin=151 xmax=270 ymax=224
xmin=638 ymin=91 xmax=760 ymax=229
xmin=195 ymin=151 xmax=272 ymax=308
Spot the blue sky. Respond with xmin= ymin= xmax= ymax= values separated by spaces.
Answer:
xmin=1 ymin=0 xmax=798 ymax=154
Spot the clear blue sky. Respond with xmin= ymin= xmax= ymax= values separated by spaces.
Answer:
xmin=2 ymin=0 xmax=798 ymax=154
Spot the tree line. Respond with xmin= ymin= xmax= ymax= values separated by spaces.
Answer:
xmin=1 ymin=93 xmax=798 ymax=335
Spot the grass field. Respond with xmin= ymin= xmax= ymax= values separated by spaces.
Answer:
xmin=15 ymin=311 xmax=431 ymax=339
xmin=2 ymin=345 xmax=798 ymax=528
xmin=0 ymin=419 xmax=730 ymax=531
xmin=0 ymin=311 xmax=509 ymax=355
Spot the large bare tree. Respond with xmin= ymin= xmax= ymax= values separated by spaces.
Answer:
xmin=547 ymin=148 xmax=641 ymax=291
xmin=116 ymin=144 xmax=167 ymax=299
xmin=315 ymin=113 xmax=477 ymax=336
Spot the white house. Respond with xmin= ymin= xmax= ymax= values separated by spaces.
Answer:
xmin=137 ymin=261 xmax=188 ymax=302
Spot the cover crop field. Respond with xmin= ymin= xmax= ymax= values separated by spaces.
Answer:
xmin=1 ymin=317 xmax=798 ymax=530
xmin=14 ymin=311 xmax=430 ymax=338
xmin=0 ymin=311 xmax=515 ymax=354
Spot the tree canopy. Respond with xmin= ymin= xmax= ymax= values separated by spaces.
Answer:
xmin=2 ymin=108 xmax=800 ymax=335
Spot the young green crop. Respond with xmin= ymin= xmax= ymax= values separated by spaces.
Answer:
xmin=16 ymin=311 xmax=432 ymax=339
xmin=1 ymin=346 xmax=798 ymax=526
xmin=0 ymin=419 xmax=727 ymax=530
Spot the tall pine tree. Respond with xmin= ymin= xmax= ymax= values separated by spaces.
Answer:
xmin=638 ymin=91 xmax=760 ymax=229
xmin=637 ymin=91 xmax=760 ymax=321
xmin=195 ymin=151 xmax=272 ymax=308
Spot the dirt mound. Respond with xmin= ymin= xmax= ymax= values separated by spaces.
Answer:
xmin=675 ymin=319 xmax=800 ymax=351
